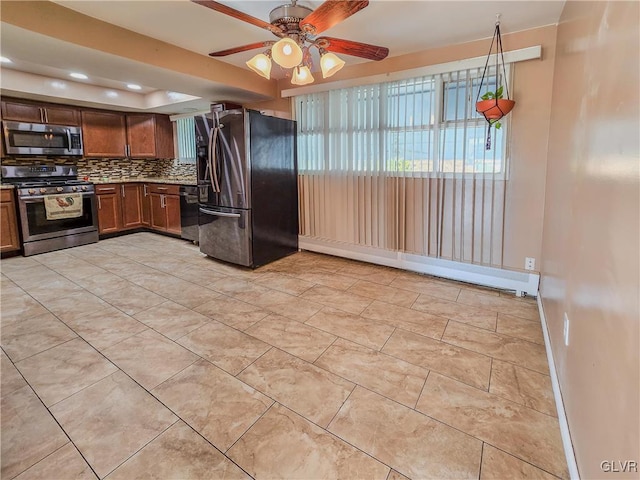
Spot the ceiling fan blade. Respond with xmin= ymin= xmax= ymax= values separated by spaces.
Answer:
xmin=300 ymin=0 xmax=369 ymax=35
xmin=209 ymin=41 xmax=273 ymax=57
xmin=192 ymin=0 xmax=283 ymax=35
xmin=317 ymin=37 xmax=389 ymax=61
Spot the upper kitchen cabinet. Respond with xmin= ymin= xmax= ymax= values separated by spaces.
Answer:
xmin=82 ymin=110 xmax=174 ymax=159
xmin=81 ymin=110 xmax=128 ymax=158
xmin=126 ymin=114 xmax=174 ymax=159
xmin=1 ymin=99 xmax=81 ymax=126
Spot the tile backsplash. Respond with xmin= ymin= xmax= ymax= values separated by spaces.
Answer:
xmin=1 ymin=157 xmax=196 ymax=180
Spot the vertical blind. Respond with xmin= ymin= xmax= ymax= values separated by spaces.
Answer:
xmin=176 ymin=116 xmax=197 ymax=164
xmin=296 ymin=65 xmax=510 ymax=268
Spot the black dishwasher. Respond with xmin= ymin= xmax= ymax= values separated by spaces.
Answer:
xmin=179 ymin=185 xmax=199 ymax=243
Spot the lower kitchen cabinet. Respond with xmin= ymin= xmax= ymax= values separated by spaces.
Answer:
xmin=96 ymin=183 xmax=143 ymax=234
xmin=121 ymin=184 xmax=143 ymax=229
xmin=96 ymin=184 xmax=122 ymax=234
xmin=96 ymin=182 xmax=180 ymax=236
xmin=0 ymin=189 xmax=20 ymax=253
xmin=165 ymin=194 xmax=181 ymax=235
xmin=148 ymin=184 xmax=181 ymax=235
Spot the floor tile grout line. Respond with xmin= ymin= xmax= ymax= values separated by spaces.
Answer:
xmin=379 ymin=326 xmax=397 ymax=352
xmin=8 ymin=336 xmax=78 ymax=365
xmin=414 ymin=370 xmax=430 ymax=410
xmin=224 ymin=400 xmax=278 ymax=456
xmin=487 ymin=357 xmax=494 ymax=394
xmin=1 ymin=353 xmax=102 ymax=480
xmin=276 ymin=400 xmax=400 ymax=475
xmin=478 ymin=441 xmax=485 ymax=479
xmin=352 ymin=383 xmax=555 ymax=476
xmin=101 ymin=418 xmax=181 ymax=479
xmin=424 ymin=407 xmax=564 ymax=474
xmin=234 ymin=346 xmax=274 ymax=378
xmin=443 ymin=317 xmax=550 ymax=350
xmin=483 ymin=443 xmax=565 ymax=479
xmin=180 ymin=418 xmax=257 ymax=480
xmin=324 ymin=384 xmax=357 ymax=434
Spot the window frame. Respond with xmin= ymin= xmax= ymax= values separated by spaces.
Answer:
xmin=295 ymin=65 xmax=512 ymax=180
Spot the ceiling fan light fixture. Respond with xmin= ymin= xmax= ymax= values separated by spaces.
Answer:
xmin=320 ymin=51 xmax=345 ymax=78
xmin=246 ymin=52 xmax=272 ymax=80
xmin=271 ymin=37 xmax=303 ymax=68
xmin=291 ymin=65 xmax=314 ymax=86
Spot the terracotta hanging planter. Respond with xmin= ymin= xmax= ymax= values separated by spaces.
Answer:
xmin=475 ymin=98 xmax=516 ymax=120
xmin=475 ymin=16 xmax=515 ymax=149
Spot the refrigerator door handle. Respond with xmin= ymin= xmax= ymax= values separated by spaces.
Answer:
xmin=199 ymin=207 xmax=241 ymax=218
xmin=208 ymin=126 xmax=220 ymax=193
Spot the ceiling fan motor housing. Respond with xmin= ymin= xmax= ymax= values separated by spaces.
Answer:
xmin=269 ymin=4 xmax=313 ymax=30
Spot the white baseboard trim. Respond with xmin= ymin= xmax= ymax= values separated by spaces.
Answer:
xmin=298 ymin=236 xmax=539 ymax=296
xmin=537 ymin=296 xmax=580 ymax=479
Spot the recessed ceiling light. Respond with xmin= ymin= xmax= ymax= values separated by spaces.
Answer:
xmin=127 ymin=84 xmax=142 ymax=90
xmin=70 ymin=72 xmax=88 ymax=80
xmin=0 ymin=57 xmax=12 ymax=63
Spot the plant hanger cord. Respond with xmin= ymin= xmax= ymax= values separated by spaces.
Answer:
xmin=477 ymin=17 xmax=511 ymax=149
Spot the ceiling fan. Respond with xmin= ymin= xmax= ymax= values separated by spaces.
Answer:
xmin=192 ymin=0 xmax=389 ymax=85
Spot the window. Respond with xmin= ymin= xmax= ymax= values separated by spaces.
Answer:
xmin=175 ymin=116 xmax=196 ymax=164
xmin=296 ymin=65 xmax=509 ymax=176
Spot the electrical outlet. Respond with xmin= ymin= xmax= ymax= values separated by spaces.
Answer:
xmin=525 ymin=257 xmax=536 ymax=270
xmin=563 ymin=312 xmax=570 ymax=346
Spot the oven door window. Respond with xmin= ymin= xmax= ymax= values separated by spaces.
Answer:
xmin=23 ymin=195 xmax=95 ymax=237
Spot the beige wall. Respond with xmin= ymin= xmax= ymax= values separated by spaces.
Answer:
xmin=540 ymin=1 xmax=639 ymax=478
xmin=283 ymin=26 xmax=558 ymax=272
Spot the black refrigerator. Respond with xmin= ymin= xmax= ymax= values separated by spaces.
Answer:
xmin=195 ymin=107 xmax=298 ymax=268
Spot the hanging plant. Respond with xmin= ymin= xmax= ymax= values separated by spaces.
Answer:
xmin=476 ymin=15 xmax=515 ymax=150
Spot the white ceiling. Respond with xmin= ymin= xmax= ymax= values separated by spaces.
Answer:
xmin=0 ymin=0 xmax=565 ymax=113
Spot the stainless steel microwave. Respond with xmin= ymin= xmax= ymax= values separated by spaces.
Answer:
xmin=2 ymin=121 xmax=83 ymax=156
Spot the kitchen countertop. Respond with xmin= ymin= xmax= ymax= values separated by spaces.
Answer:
xmin=90 ymin=177 xmax=197 ymax=186
xmin=1 ymin=185 xmax=15 ymax=190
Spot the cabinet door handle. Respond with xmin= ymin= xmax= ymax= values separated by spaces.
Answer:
xmin=157 ymin=187 xmax=168 ymax=191
xmin=39 ymin=108 xmax=44 ymax=123
xmin=98 ymin=187 xmax=116 ymax=192
xmin=44 ymin=109 xmax=48 ymax=123
xmin=143 ymin=185 xmax=148 ymax=196
xmin=162 ymin=195 xmax=166 ymax=208
xmin=97 ymin=196 xmax=102 ymax=210
xmin=121 ymin=185 xmax=125 ymax=197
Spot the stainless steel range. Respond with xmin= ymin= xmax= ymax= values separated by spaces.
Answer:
xmin=1 ymin=165 xmax=98 ymax=256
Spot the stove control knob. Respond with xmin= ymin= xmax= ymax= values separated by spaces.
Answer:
xmin=81 ymin=186 xmax=88 ymax=191
xmin=40 ymin=188 xmax=47 ymax=194
xmin=28 ymin=189 xmax=36 ymax=195
xmin=71 ymin=186 xmax=78 ymax=192
xmin=56 ymin=187 xmax=64 ymax=193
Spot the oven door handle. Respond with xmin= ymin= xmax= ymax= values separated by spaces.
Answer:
xmin=19 ymin=193 xmax=95 ymax=202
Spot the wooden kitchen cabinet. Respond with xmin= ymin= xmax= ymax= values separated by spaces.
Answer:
xmin=148 ymin=184 xmax=181 ymax=235
xmin=121 ymin=183 xmax=143 ymax=229
xmin=1 ymin=99 xmax=80 ymax=126
xmin=126 ymin=114 xmax=174 ymax=159
xmin=96 ymin=183 xmax=144 ymax=233
xmin=149 ymin=193 xmax=167 ymax=231
xmin=82 ymin=110 xmax=173 ymax=159
xmin=81 ymin=111 xmax=127 ymax=157
xmin=165 ymin=194 xmax=182 ymax=235
xmin=96 ymin=184 xmax=122 ymax=234
xmin=0 ymin=189 xmax=20 ymax=253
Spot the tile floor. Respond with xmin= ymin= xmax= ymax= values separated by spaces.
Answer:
xmin=0 ymin=232 xmax=568 ymax=479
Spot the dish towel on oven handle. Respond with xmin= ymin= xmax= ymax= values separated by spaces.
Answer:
xmin=44 ymin=194 xmax=83 ymax=220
